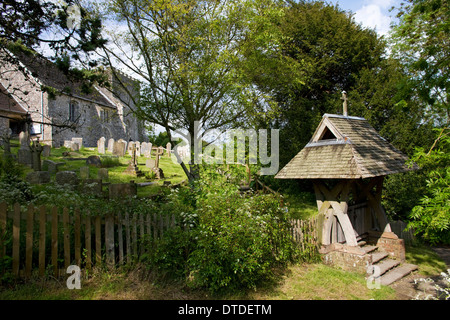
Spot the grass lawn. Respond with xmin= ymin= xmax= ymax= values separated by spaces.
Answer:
xmin=8 ymin=140 xmax=188 ymax=197
xmin=0 ymin=263 xmax=396 ymax=300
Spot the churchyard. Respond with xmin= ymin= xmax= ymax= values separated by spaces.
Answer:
xmin=6 ymin=134 xmax=186 ymax=198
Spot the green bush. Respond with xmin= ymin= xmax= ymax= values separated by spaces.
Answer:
xmin=144 ymin=165 xmax=300 ymax=293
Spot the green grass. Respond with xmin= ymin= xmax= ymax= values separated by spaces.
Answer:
xmin=405 ymin=244 xmax=448 ymax=276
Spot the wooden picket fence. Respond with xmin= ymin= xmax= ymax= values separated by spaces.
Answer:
xmin=0 ymin=202 xmax=175 ymax=279
xmin=0 ymin=201 xmax=320 ymax=279
xmin=289 ymin=217 xmax=319 ymax=251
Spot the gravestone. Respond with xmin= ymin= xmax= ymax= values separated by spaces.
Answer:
xmin=55 ymin=171 xmax=79 ymax=188
xmin=30 ymin=139 xmax=43 ymax=171
xmin=141 ymin=142 xmax=152 ymax=158
xmin=71 ymin=142 xmax=80 ymax=151
xmin=81 ymin=179 xmax=102 ymax=197
xmin=86 ymin=155 xmax=102 ymax=167
xmin=42 ymin=145 xmax=51 ymax=157
xmin=97 ymin=137 xmax=106 ymax=154
xmin=18 ymin=131 xmax=32 ymax=166
xmin=107 ymin=138 xmax=115 ymax=153
xmin=166 ymin=142 xmax=171 ymax=157
xmin=127 ymin=141 xmax=136 ymax=156
xmin=43 ymin=159 xmax=65 ymax=173
xmin=124 ymin=144 xmax=143 ymax=177
xmin=80 ymin=166 xmax=90 ymax=179
xmin=97 ymin=168 xmax=109 ymax=181
xmin=145 ymin=159 xmax=156 ymax=169
xmin=72 ymin=137 xmax=83 ymax=148
xmin=113 ymin=140 xmax=126 ymax=157
xmin=64 ymin=140 xmax=72 ymax=149
xmin=118 ymin=139 xmax=127 ymax=155
xmin=109 ymin=182 xmax=137 ymax=199
xmin=135 ymin=141 xmax=141 ymax=157
xmin=26 ymin=171 xmax=51 ymax=185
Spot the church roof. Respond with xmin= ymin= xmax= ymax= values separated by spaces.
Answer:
xmin=275 ymin=114 xmax=417 ymax=180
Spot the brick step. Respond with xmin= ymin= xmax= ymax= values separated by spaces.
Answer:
xmin=379 ymin=263 xmax=418 ymax=286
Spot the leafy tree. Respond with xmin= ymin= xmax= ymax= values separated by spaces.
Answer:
xmin=407 ymin=129 xmax=450 ymax=244
xmin=251 ymin=0 xmax=390 ymax=167
xmin=390 ymin=0 xmax=449 ymax=123
xmin=98 ymin=0 xmax=287 ymax=181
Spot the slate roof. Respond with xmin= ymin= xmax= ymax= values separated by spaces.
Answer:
xmin=13 ymin=51 xmax=115 ymax=109
xmin=275 ymin=114 xmax=416 ymax=180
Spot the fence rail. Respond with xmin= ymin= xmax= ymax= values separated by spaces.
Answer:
xmin=0 ymin=202 xmax=319 ymax=279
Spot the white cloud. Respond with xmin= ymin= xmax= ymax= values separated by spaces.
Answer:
xmin=354 ymin=1 xmax=394 ymax=36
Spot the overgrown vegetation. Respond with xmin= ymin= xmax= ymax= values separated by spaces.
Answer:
xmin=142 ymin=166 xmax=312 ymax=293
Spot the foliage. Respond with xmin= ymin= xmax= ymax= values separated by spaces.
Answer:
xmin=0 ymin=155 xmax=32 ymax=205
xmin=98 ymin=0 xmax=287 ymax=181
xmin=407 ymin=129 xmax=450 ymax=244
xmin=143 ymin=165 xmax=301 ymax=293
xmin=390 ymin=0 xmax=449 ymax=121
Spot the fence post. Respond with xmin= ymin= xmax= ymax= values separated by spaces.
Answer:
xmin=12 ymin=203 xmax=20 ymax=277
xmin=25 ymin=204 xmax=34 ymax=278
xmin=105 ymin=214 xmax=115 ymax=269
xmin=0 ymin=202 xmax=6 ymax=261
xmin=39 ymin=205 xmax=46 ymax=277
xmin=51 ymin=206 xmax=58 ymax=277
xmin=63 ymin=207 xmax=70 ymax=270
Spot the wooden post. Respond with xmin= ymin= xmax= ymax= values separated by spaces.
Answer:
xmin=63 ymin=207 xmax=70 ymax=270
xmin=118 ymin=213 xmax=124 ymax=265
xmin=39 ymin=205 xmax=46 ymax=277
xmin=51 ymin=206 xmax=58 ymax=277
xmin=25 ymin=204 xmax=34 ymax=278
xmin=0 ymin=202 xmax=7 ymax=261
xmin=125 ymin=213 xmax=131 ymax=264
xmin=12 ymin=203 xmax=21 ymax=277
xmin=85 ymin=216 xmax=92 ymax=271
xmin=105 ymin=214 xmax=115 ymax=268
xmin=95 ymin=216 xmax=101 ymax=265
xmin=74 ymin=209 xmax=81 ymax=267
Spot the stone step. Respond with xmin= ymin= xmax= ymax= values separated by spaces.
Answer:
xmin=375 ymin=258 xmax=400 ymax=276
xmin=361 ymin=245 xmax=378 ymax=254
xmin=379 ymin=263 xmax=418 ymax=286
xmin=371 ymin=251 xmax=389 ymax=264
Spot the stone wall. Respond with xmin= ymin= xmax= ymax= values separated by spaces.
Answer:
xmin=319 ymin=243 xmax=372 ymax=274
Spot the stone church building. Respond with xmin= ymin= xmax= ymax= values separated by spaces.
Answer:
xmin=0 ymin=49 xmax=145 ymax=147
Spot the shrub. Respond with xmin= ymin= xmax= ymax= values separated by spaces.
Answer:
xmin=144 ymin=165 xmax=300 ymax=293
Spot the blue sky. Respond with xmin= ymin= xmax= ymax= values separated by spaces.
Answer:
xmin=328 ymin=0 xmax=402 ymax=36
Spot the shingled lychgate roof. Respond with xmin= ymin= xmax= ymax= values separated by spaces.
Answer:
xmin=275 ymin=114 xmax=415 ymax=180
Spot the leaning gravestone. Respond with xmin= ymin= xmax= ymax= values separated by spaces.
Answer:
xmin=166 ymin=142 xmax=171 ymax=157
xmin=145 ymin=158 xmax=156 ymax=169
xmin=30 ymin=139 xmax=43 ymax=171
xmin=97 ymin=137 xmax=106 ymax=154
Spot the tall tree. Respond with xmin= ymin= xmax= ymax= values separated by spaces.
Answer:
xmin=390 ymin=0 xmax=449 ymax=124
xmin=99 ymin=0 xmax=286 ymax=181
xmin=251 ymin=0 xmax=388 ymax=167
